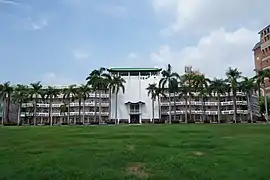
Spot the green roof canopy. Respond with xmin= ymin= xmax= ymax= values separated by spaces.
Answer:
xmin=107 ymin=68 xmax=162 ymax=72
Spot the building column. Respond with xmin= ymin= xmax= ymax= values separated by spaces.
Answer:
xmin=139 ymin=103 xmax=142 ymax=124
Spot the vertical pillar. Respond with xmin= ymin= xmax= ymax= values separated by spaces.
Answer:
xmin=139 ymin=103 xmax=142 ymax=124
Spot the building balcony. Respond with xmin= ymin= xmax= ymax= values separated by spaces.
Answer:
xmin=160 ymin=101 xmax=248 ymax=106
xmin=163 ymin=92 xmax=246 ymax=97
xmin=21 ymin=111 xmax=109 ymax=117
xmin=161 ymin=110 xmax=249 ymax=115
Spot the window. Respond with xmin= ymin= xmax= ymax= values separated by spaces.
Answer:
xmin=130 ymin=71 xmax=139 ymax=76
xmin=140 ymin=71 xmax=150 ymax=76
xmin=130 ymin=103 xmax=140 ymax=113
xmin=119 ymin=72 xmax=128 ymax=76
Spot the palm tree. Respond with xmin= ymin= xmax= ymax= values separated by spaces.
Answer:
xmin=171 ymin=79 xmax=179 ymax=122
xmin=193 ymin=74 xmax=211 ymax=122
xmin=86 ymin=67 xmax=106 ymax=123
xmin=76 ymin=84 xmax=91 ymax=124
xmin=253 ymin=69 xmax=270 ymax=120
xmin=178 ymin=80 xmax=189 ymax=123
xmin=60 ymin=104 xmax=68 ymax=124
xmin=45 ymin=86 xmax=60 ymax=126
xmin=209 ymin=78 xmax=226 ymax=123
xmin=102 ymin=72 xmax=113 ymax=121
xmin=110 ymin=76 xmax=126 ymax=124
xmin=226 ymin=67 xmax=242 ymax=123
xmin=146 ymin=83 xmax=158 ymax=123
xmin=155 ymin=87 xmax=166 ymax=121
xmin=0 ymin=82 xmax=13 ymax=124
xmin=240 ymin=77 xmax=256 ymax=123
xmin=63 ymin=85 xmax=77 ymax=124
xmin=159 ymin=64 xmax=180 ymax=124
xmin=12 ymin=85 xmax=29 ymax=126
xmin=29 ymin=82 xmax=43 ymax=126
xmin=181 ymin=73 xmax=196 ymax=122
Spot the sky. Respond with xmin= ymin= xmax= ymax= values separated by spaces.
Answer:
xmin=0 ymin=0 xmax=269 ymax=85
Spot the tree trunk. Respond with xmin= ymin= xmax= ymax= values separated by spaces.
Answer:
xmin=152 ymin=98 xmax=155 ymax=123
xmin=34 ymin=97 xmax=37 ymax=126
xmin=247 ymin=93 xmax=253 ymax=123
xmin=82 ymin=99 xmax=85 ymax=125
xmin=50 ymin=97 xmax=53 ymax=126
xmin=217 ymin=95 xmax=221 ymax=123
xmin=68 ymin=99 xmax=70 ymax=124
xmin=203 ymin=99 xmax=206 ymax=123
xmin=188 ymin=93 xmax=192 ymax=122
xmin=78 ymin=99 xmax=81 ymax=125
xmin=158 ymin=96 xmax=161 ymax=121
xmin=99 ymin=90 xmax=102 ymax=124
xmin=1 ymin=99 xmax=4 ymax=125
xmin=168 ymin=91 xmax=172 ymax=124
xmin=115 ymin=93 xmax=118 ymax=124
xmin=17 ymin=104 xmax=21 ymax=126
xmin=173 ymin=92 xmax=176 ymax=122
xmin=185 ymin=97 xmax=188 ymax=123
xmin=6 ymin=94 xmax=10 ymax=123
xmin=94 ymin=90 xmax=97 ymax=123
xmin=108 ymin=88 xmax=111 ymax=121
xmin=233 ymin=91 xmax=237 ymax=123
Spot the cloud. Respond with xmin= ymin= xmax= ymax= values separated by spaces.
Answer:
xmin=150 ymin=27 xmax=258 ymax=78
xmin=0 ymin=0 xmax=19 ymax=6
xmin=72 ymin=49 xmax=89 ymax=60
xmin=41 ymin=72 xmax=78 ymax=86
xmin=28 ymin=18 xmax=48 ymax=31
xmin=152 ymin=0 xmax=269 ymax=35
xmin=128 ymin=52 xmax=138 ymax=59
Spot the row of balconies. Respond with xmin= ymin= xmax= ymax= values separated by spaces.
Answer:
xmin=21 ymin=111 xmax=109 ymax=117
xmin=22 ymin=102 xmax=110 ymax=108
xmin=160 ymin=101 xmax=248 ymax=106
xmin=30 ymin=93 xmax=109 ymax=99
xmin=163 ymin=92 xmax=255 ymax=97
xmin=161 ymin=110 xmax=249 ymax=115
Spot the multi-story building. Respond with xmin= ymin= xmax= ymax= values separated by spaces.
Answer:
xmin=253 ymin=24 xmax=270 ymax=94
xmin=21 ymin=87 xmax=110 ymax=125
xmin=20 ymin=67 xmax=259 ymax=125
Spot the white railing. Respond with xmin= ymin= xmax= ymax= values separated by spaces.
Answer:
xmin=161 ymin=101 xmax=248 ymax=106
xmin=162 ymin=110 xmax=249 ymax=115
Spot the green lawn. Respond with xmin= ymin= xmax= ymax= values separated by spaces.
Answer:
xmin=1 ymin=125 xmax=270 ymax=180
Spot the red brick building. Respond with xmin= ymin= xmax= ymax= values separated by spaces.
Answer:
xmin=253 ymin=25 xmax=270 ymax=94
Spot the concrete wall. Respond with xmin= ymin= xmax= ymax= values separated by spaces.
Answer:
xmin=110 ymin=73 xmax=161 ymax=122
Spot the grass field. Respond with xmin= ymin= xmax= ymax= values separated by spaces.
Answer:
xmin=1 ymin=125 xmax=270 ymax=180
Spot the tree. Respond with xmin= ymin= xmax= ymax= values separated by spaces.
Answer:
xmin=226 ymin=67 xmax=242 ymax=123
xmin=193 ymin=74 xmax=211 ymax=122
xmin=178 ymin=80 xmax=189 ymax=123
xmin=209 ymin=78 xmax=226 ymax=123
xmin=63 ymin=85 xmax=77 ymax=124
xmin=86 ymin=67 xmax=106 ymax=123
xmin=240 ymin=77 xmax=256 ymax=123
xmin=76 ymin=84 xmax=91 ymax=124
xmin=0 ymin=82 xmax=13 ymax=124
xmin=12 ymin=85 xmax=29 ymax=125
xmin=29 ymin=82 xmax=43 ymax=126
xmin=159 ymin=64 xmax=180 ymax=124
xmin=155 ymin=87 xmax=166 ymax=121
xmin=181 ymin=73 xmax=196 ymax=122
xmin=170 ymin=79 xmax=179 ymax=122
xmin=45 ymin=86 xmax=60 ymax=126
xmin=110 ymin=76 xmax=126 ymax=124
xmin=146 ymin=83 xmax=157 ymax=123
xmin=102 ymin=72 xmax=113 ymax=121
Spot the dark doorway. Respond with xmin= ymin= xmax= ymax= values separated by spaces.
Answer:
xmin=130 ymin=114 xmax=140 ymax=124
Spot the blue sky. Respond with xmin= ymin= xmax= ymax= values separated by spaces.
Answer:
xmin=0 ymin=0 xmax=268 ymax=85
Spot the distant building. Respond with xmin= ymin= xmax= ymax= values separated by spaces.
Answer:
xmin=253 ymin=24 xmax=270 ymax=94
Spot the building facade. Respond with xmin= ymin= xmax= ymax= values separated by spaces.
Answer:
xmin=19 ymin=67 xmax=259 ymax=125
xmin=253 ymin=24 xmax=270 ymax=94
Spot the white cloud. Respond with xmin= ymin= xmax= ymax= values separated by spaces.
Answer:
xmin=28 ymin=18 xmax=48 ymax=31
xmin=0 ymin=0 xmax=19 ymax=5
xmin=150 ymin=27 xmax=258 ymax=78
xmin=152 ymin=0 xmax=268 ymax=35
xmin=72 ymin=49 xmax=89 ymax=60
xmin=128 ymin=52 xmax=138 ymax=59
xmin=41 ymin=72 xmax=77 ymax=86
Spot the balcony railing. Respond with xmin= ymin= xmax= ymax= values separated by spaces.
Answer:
xmin=161 ymin=110 xmax=249 ymax=115
xmin=161 ymin=101 xmax=248 ymax=106
xmin=21 ymin=111 xmax=109 ymax=117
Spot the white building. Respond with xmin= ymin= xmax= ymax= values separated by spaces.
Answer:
xmin=108 ymin=68 xmax=162 ymax=123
